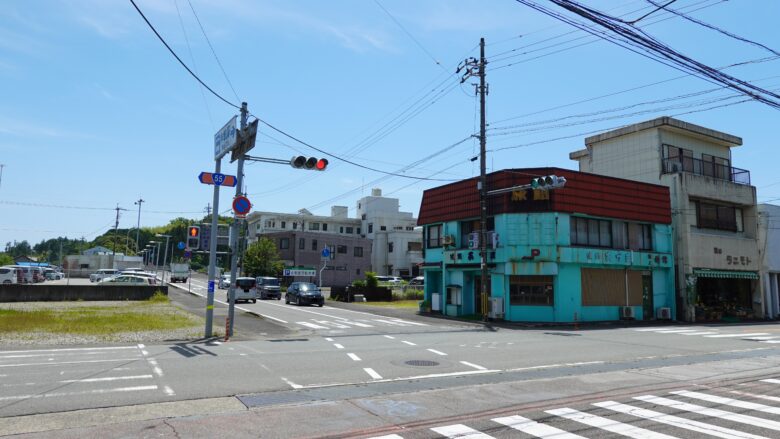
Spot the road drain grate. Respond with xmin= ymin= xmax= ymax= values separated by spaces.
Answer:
xmin=405 ymin=360 xmax=439 ymax=367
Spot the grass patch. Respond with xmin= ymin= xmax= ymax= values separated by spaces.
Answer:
xmin=352 ymin=300 xmax=421 ymax=309
xmin=0 ymin=303 xmax=197 ymax=335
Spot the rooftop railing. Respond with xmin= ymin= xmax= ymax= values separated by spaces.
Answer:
xmin=662 ymin=157 xmax=750 ymax=185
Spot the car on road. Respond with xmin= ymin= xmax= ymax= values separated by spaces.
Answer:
xmin=98 ymin=275 xmax=155 ymax=285
xmin=404 ymin=276 xmax=424 ymax=291
xmin=232 ymin=277 xmax=258 ymax=303
xmin=256 ymin=276 xmax=281 ymax=300
xmin=90 ymin=269 xmax=119 ymax=283
xmin=44 ymin=268 xmax=64 ymax=280
xmin=376 ymin=275 xmax=404 ymax=285
xmin=219 ymin=274 xmax=231 ymax=289
xmin=285 ymin=282 xmax=324 ymax=307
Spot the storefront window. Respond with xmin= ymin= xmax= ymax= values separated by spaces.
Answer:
xmin=509 ymin=276 xmax=554 ymax=306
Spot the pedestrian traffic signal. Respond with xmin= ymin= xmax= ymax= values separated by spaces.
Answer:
xmin=187 ymin=226 xmax=200 ymax=250
xmin=290 ymin=156 xmax=328 ymax=171
xmin=531 ymin=175 xmax=567 ymax=190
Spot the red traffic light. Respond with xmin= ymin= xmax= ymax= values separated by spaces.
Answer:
xmin=188 ymin=226 xmax=200 ymax=237
xmin=290 ymin=156 xmax=328 ymax=171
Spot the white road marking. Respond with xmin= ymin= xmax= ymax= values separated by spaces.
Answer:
xmin=595 ymin=400 xmax=767 ymax=439
xmin=347 ymin=321 xmax=374 ymax=327
xmin=680 ymin=331 xmax=720 ymax=335
xmin=171 ymin=285 xmax=287 ymax=322
xmin=634 ymin=327 xmax=692 ymax=332
xmin=401 ymin=340 xmax=417 ymax=346
xmin=324 ymin=338 xmax=334 ymax=341
xmin=0 ymin=346 xmax=138 ymax=355
xmin=671 ymin=390 xmax=780 ymax=415
xmin=730 ymin=390 xmax=780 ymax=403
xmin=764 ymin=340 xmax=780 ymax=343
xmin=427 ymin=349 xmax=447 ymax=356
xmin=460 ymin=361 xmax=487 ymax=371
xmin=653 ymin=329 xmax=702 ymax=333
xmin=0 ymin=358 xmax=141 ymax=368
xmin=163 ymin=385 xmax=175 ymax=396
xmin=315 ymin=320 xmax=349 ymax=329
xmin=347 ymin=353 xmax=361 ymax=361
xmin=364 ymin=368 xmax=382 ymax=380
xmin=333 ymin=344 xmax=345 ymax=349
xmin=365 ymin=435 xmax=403 ymax=439
xmin=548 ymin=407 xmax=679 ymax=439
xmin=505 ymin=361 xmax=605 ymax=372
xmin=386 ymin=318 xmax=427 ymax=326
xmin=383 ymin=335 xmax=396 ymax=339
xmin=634 ymin=395 xmax=780 ymax=431
xmin=281 ymin=377 xmax=303 ymax=389
xmin=493 ymin=415 xmax=586 ymax=439
xmin=762 ymin=379 xmax=780 ymax=384
xmin=60 ymin=375 xmax=153 ymax=383
xmin=0 ymin=385 xmax=159 ymax=401
xmin=297 ymin=322 xmax=328 ymax=329
xmin=431 ymin=424 xmax=495 ymax=438
xmin=704 ymin=333 xmax=770 ymax=338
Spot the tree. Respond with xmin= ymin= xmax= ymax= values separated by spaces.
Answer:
xmin=242 ymin=238 xmax=283 ymax=277
xmin=0 ymin=253 xmax=14 ymax=266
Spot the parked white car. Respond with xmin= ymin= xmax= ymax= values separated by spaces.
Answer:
xmin=99 ymin=275 xmax=155 ymax=285
xmin=90 ymin=269 xmax=120 ymax=283
xmin=376 ymin=275 xmax=404 ymax=285
xmin=0 ymin=266 xmax=19 ymax=284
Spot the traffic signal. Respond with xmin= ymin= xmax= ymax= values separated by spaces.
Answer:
xmin=290 ymin=156 xmax=328 ymax=171
xmin=187 ymin=226 xmax=200 ymax=250
xmin=531 ymin=174 xmax=566 ymax=190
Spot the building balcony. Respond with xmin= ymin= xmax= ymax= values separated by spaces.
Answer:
xmin=662 ymin=157 xmax=750 ymax=185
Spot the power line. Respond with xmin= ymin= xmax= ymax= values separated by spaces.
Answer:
xmin=173 ymin=0 xmax=215 ymax=130
xmin=628 ymin=0 xmax=677 ymax=24
xmin=186 ymin=0 xmax=242 ymax=102
xmin=128 ymin=0 xmax=240 ymax=110
xmin=373 ymin=0 xmax=445 ymax=71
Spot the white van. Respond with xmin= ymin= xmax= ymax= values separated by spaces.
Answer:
xmin=90 ymin=269 xmax=120 ymax=283
xmin=232 ymin=277 xmax=258 ymax=303
xmin=13 ymin=266 xmax=34 ymax=283
xmin=0 ymin=267 xmax=19 ymax=284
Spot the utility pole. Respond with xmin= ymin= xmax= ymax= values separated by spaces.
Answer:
xmin=205 ymin=161 xmax=222 ymax=337
xmin=227 ymin=102 xmax=248 ymax=337
xmin=459 ymin=38 xmax=489 ymax=321
xmin=134 ymin=198 xmax=144 ymax=253
xmin=0 ymin=164 xmax=4 ymax=190
xmin=204 ymin=203 xmax=211 ymax=219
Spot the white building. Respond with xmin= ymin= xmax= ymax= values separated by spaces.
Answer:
xmin=246 ymin=188 xmax=423 ymax=278
xmin=357 ymin=188 xmax=423 ymax=278
xmin=758 ymin=204 xmax=780 ymax=319
xmin=570 ymin=117 xmax=760 ymax=322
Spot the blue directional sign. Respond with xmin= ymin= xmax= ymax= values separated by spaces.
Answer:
xmin=184 ymin=250 xmax=192 ymax=259
xmin=321 ymin=248 xmax=331 ymax=259
xmin=198 ymin=172 xmax=237 ymax=187
xmin=177 ymin=241 xmax=185 ymax=250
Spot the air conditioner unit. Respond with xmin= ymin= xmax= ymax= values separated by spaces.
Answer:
xmin=489 ymin=297 xmax=504 ymax=319
xmin=620 ymin=306 xmax=635 ymax=320
xmin=656 ymin=307 xmax=672 ymax=320
xmin=441 ymin=235 xmax=455 ymax=247
xmin=468 ymin=239 xmax=479 ymax=250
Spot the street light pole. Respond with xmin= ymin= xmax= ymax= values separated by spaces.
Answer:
xmin=134 ymin=199 xmax=144 ymax=252
xmin=156 ymin=234 xmax=171 ymax=286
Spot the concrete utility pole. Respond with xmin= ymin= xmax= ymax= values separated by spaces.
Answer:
xmin=227 ymin=102 xmax=248 ymax=337
xmin=205 ymin=160 xmax=222 ymax=337
xmin=460 ymin=38 xmax=489 ymax=321
xmin=134 ymin=198 xmax=144 ymax=253
xmin=0 ymin=164 xmax=5 ymax=190
xmin=112 ymin=204 xmax=121 ymax=268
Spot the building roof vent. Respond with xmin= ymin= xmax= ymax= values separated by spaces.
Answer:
xmin=371 ymin=188 xmax=382 ymax=197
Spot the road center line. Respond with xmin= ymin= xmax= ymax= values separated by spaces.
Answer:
xmin=383 ymin=335 xmax=396 ymax=339
xmin=60 ymin=374 xmax=153 ymax=383
xmin=427 ymin=349 xmax=447 ymax=356
xmin=0 ymin=385 xmax=159 ymax=401
xmin=347 ymin=353 xmax=361 ymax=361
xmin=0 ymin=358 xmax=141 ymax=368
xmin=333 ymin=344 xmax=345 ymax=349
xmin=401 ymin=340 xmax=417 ymax=346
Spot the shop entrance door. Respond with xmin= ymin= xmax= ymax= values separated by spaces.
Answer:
xmin=642 ymin=274 xmax=654 ymax=320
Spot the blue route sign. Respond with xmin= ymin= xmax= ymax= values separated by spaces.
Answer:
xmin=177 ymin=241 xmax=185 ymax=250
xmin=321 ymin=248 xmax=331 ymax=259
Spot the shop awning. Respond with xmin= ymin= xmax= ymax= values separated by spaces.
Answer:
xmin=693 ymin=269 xmax=759 ymax=280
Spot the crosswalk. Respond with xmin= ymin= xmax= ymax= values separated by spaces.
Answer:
xmin=632 ymin=326 xmax=780 ymax=344
xmin=366 ymin=378 xmax=780 ymax=439
xmin=296 ymin=317 xmax=428 ymax=331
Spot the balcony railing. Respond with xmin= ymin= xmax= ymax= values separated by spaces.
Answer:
xmin=662 ymin=157 xmax=750 ymax=185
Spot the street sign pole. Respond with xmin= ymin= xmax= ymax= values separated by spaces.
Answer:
xmin=227 ymin=102 xmax=249 ymax=338
xmin=205 ymin=157 xmax=221 ymax=338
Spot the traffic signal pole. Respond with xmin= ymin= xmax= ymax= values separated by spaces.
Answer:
xmin=227 ymin=102 xmax=248 ymax=338
xmin=205 ymin=159 xmax=221 ymax=337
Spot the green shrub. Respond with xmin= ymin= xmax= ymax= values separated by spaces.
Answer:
xmin=352 ymin=279 xmax=366 ymax=288
xmin=403 ymin=289 xmax=423 ymax=300
xmin=365 ymin=272 xmax=378 ymax=289
xmin=147 ymin=290 xmax=169 ymax=304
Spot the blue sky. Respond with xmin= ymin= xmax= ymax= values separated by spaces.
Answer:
xmin=1 ymin=0 xmax=778 ymax=247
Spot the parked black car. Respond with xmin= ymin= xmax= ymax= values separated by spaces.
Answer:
xmin=285 ymin=282 xmax=324 ymax=307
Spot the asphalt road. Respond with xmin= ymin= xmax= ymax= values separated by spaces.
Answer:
xmin=3 ymin=272 xmax=780 ymax=438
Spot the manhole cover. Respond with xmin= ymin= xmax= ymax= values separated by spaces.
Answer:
xmin=405 ymin=360 xmax=439 ymax=367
